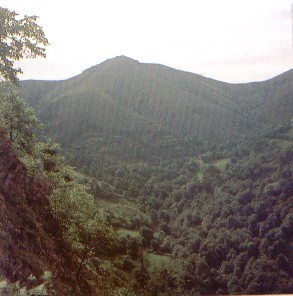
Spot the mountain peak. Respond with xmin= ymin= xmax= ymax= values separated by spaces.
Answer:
xmin=79 ymin=56 xmax=140 ymax=76
xmin=115 ymin=55 xmax=138 ymax=61
xmin=106 ymin=55 xmax=140 ymax=64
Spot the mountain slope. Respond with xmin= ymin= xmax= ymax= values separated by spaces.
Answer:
xmin=7 ymin=57 xmax=293 ymax=295
xmin=20 ymin=57 xmax=293 ymax=167
xmin=216 ymin=69 xmax=293 ymax=124
xmin=19 ymin=57 xmax=246 ymax=143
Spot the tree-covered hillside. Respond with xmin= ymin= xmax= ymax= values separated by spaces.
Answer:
xmin=131 ymin=125 xmax=293 ymax=294
xmin=1 ymin=7 xmax=292 ymax=294
xmin=17 ymin=55 xmax=293 ymax=295
xmin=1 ymin=100 xmax=292 ymax=294
xmin=20 ymin=57 xmax=293 ymax=168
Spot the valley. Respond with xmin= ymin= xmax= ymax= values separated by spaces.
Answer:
xmin=1 ymin=56 xmax=292 ymax=295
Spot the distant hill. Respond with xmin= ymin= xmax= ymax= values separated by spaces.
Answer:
xmin=20 ymin=56 xmax=293 ymax=166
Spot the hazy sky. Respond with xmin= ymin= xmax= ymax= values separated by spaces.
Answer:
xmin=1 ymin=0 xmax=293 ymax=82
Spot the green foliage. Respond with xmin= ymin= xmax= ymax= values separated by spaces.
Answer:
xmin=0 ymin=6 xmax=49 ymax=83
xmin=0 ymin=91 xmax=42 ymax=152
xmin=22 ymin=135 xmax=118 ymax=291
xmin=21 ymin=57 xmax=290 ymax=168
xmin=38 ymin=154 xmax=116 ymax=257
xmin=89 ymin=126 xmax=292 ymax=294
xmin=143 ymin=252 xmax=172 ymax=273
xmin=0 ymin=91 xmax=116 ymax=292
xmin=2 ymin=32 xmax=292 ymax=293
xmin=140 ymin=226 xmax=153 ymax=247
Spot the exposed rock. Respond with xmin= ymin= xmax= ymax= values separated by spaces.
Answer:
xmin=0 ymin=129 xmax=76 ymax=294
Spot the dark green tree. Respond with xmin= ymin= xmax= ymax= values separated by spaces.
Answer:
xmin=0 ymin=91 xmax=42 ymax=152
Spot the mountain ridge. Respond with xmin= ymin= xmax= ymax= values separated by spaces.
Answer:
xmin=76 ymin=56 xmax=293 ymax=85
xmin=20 ymin=56 xmax=293 ymax=166
xmin=22 ymin=56 xmax=292 ymax=84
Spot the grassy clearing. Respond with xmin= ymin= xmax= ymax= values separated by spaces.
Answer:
xmin=195 ymin=159 xmax=229 ymax=183
xmin=143 ymin=252 xmax=172 ymax=273
xmin=271 ymin=138 xmax=293 ymax=149
xmin=116 ymin=229 xmax=140 ymax=239
xmin=212 ymin=158 xmax=230 ymax=171
xmin=71 ymin=171 xmax=89 ymax=183
xmin=282 ymin=127 xmax=293 ymax=137
xmin=278 ymin=139 xmax=293 ymax=149
xmin=270 ymin=127 xmax=293 ymax=149
xmin=196 ymin=171 xmax=204 ymax=182
xmin=96 ymin=197 xmax=150 ymax=224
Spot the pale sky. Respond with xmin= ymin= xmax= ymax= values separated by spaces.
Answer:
xmin=1 ymin=0 xmax=293 ymax=83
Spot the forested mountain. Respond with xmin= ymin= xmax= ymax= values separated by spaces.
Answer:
xmin=20 ymin=56 xmax=293 ymax=168
xmin=1 ymin=3 xmax=292 ymax=294
xmin=2 ymin=56 xmax=292 ymax=295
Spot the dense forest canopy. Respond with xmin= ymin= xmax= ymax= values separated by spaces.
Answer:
xmin=0 ymin=5 xmax=292 ymax=296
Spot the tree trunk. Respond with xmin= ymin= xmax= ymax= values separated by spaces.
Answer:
xmin=75 ymin=244 xmax=89 ymax=282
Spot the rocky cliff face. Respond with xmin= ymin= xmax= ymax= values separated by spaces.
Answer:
xmin=0 ymin=129 xmax=75 ymax=294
